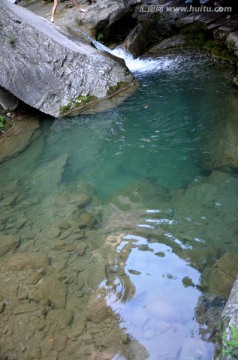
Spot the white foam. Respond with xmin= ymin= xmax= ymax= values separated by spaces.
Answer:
xmin=111 ymin=46 xmax=175 ymax=74
xmin=92 ymin=41 xmax=176 ymax=75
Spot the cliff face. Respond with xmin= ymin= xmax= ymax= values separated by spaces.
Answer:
xmin=0 ymin=0 xmax=135 ymax=117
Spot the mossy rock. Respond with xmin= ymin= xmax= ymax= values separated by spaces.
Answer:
xmin=107 ymin=82 xmax=127 ymax=96
xmin=60 ymin=95 xmax=98 ymax=115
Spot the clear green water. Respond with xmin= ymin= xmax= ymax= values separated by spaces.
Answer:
xmin=1 ymin=53 xmax=238 ymax=359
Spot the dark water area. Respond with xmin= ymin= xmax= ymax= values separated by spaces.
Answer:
xmin=0 ymin=53 xmax=238 ymax=359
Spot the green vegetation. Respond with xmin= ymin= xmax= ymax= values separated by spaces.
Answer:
xmin=75 ymin=95 xmax=97 ymax=107
xmin=6 ymin=32 xmax=15 ymax=45
xmin=97 ymin=33 xmax=104 ymax=44
xmin=233 ymin=75 xmax=238 ymax=87
xmin=177 ymin=24 xmax=238 ymax=64
xmin=60 ymin=95 xmax=98 ymax=114
xmin=222 ymin=325 xmax=238 ymax=358
xmin=0 ymin=116 xmax=5 ymax=132
xmin=60 ymin=101 xmax=73 ymax=114
xmin=107 ymin=82 xmax=127 ymax=96
xmin=0 ymin=115 xmax=13 ymax=133
xmin=227 ymin=39 xmax=236 ymax=52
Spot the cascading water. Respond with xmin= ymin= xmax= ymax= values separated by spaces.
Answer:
xmin=84 ymin=31 xmax=176 ymax=74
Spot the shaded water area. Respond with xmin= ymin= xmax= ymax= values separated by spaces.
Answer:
xmin=0 ymin=53 xmax=238 ymax=359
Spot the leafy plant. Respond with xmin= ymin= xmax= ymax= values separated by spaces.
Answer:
xmin=75 ymin=95 xmax=97 ymax=107
xmin=222 ymin=325 xmax=238 ymax=358
xmin=76 ymin=95 xmax=89 ymax=104
xmin=6 ymin=32 xmax=15 ymax=45
xmin=0 ymin=116 xmax=6 ymax=132
xmin=97 ymin=33 xmax=104 ymax=43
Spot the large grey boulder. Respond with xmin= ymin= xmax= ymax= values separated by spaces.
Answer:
xmin=0 ymin=0 xmax=135 ymax=117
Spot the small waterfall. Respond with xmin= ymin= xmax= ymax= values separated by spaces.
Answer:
xmin=111 ymin=46 xmax=175 ymax=74
xmin=81 ymin=31 xmax=176 ymax=74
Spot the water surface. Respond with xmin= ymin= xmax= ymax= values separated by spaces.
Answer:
xmin=0 ymin=53 xmax=238 ymax=359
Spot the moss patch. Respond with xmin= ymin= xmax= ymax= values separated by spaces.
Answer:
xmin=107 ymin=82 xmax=127 ymax=96
xmin=60 ymin=95 xmax=98 ymax=115
xmin=60 ymin=101 xmax=73 ymax=114
xmin=177 ymin=21 xmax=238 ymax=65
xmin=75 ymin=95 xmax=97 ymax=107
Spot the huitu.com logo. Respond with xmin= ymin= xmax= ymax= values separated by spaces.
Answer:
xmin=139 ymin=0 xmax=233 ymax=13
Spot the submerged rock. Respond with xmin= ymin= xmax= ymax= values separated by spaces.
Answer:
xmin=7 ymin=253 xmax=49 ymax=271
xmin=203 ymin=113 xmax=238 ymax=169
xmin=0 ymin=234 xmax=20 ymax=256
xmin=209 ymin=253 xmax=238 ymax=297
xmin=0 ymin=117 xmax=40 ymax=164
xmin=30 ymin=275 xmax=67 ymax=309
xmin=46 ymin=309 xmax=73 ymax=329
xmin=28 ymin=153 xmax=68 ymax=194
xmin=86 ymin=288 xmax=113 ymax=323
